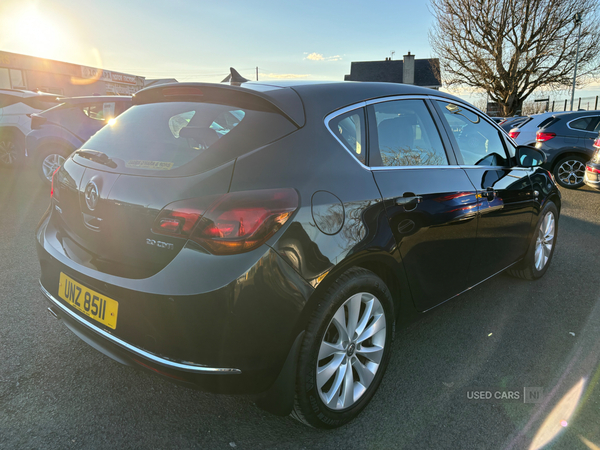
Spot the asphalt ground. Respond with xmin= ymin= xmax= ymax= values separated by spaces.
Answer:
xmin=1 ymin=165 xmax=600 ymax=449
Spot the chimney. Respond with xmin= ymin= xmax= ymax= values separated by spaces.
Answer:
xmin=403 ymin=51 xmax=415 ymax=85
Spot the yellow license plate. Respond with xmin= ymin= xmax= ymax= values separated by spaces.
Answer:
xmin=58 ymin=273 xmax=119 ymax=329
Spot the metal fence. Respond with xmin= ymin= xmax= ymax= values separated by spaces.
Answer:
xmin=521 ymin=96 xmax=599 ymax=115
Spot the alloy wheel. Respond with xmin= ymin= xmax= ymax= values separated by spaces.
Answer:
xmin=557 ymin=159 xmax=585 ymax=186
xmin=316 ymin=292 xmax=386 ymax=410
xmin=0 ymin=140 xmax=17 ymax=166
xmin=42 ymin=154 xmax=65 ymax=181
xmin=534 ymin=211 xmax=555 ymax=271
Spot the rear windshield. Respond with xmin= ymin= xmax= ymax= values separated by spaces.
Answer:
xmin=77 ymin=101 xmax=297 ymax=176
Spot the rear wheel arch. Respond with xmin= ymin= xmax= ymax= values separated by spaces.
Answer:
xmin=550 ymin=150 xmax=589 ymax=172
xmin=294 ymin=254 xmax=412 ymax=338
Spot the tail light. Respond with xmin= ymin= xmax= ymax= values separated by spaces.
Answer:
xmin=152 ymin=188 xmax=299 ymax=255
xmin=593 ymin=137 xmax=600 ymax=148
xmin=50 ymin=167 xmax=60 ymax=198
xmin=586 ymin=165 xmax=600 ymax=174
xmin=536 ymin=131 xmax=556 ymax=142
xmin=508 ymin=131 xmax=520 ymax=139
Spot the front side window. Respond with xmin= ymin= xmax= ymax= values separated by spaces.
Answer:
xmin=437 ymin=101 xmax=509 ymax=166
xmin=370 ymin=99 xmax=447 ymax=167
xmin=328 ymin=109 xmax=366 ymax=164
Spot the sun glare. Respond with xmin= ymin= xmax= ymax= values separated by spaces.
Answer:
xmin=1 ymin=4 xmax=69 ymax=61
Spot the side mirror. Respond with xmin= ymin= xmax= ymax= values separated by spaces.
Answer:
xmin=517 ymin=146 xmax=546 ymax=167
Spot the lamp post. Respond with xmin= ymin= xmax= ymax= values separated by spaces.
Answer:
xmin=570 ymin=12 xmax=584 ymax=111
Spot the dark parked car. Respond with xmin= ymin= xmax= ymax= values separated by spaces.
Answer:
xmin=535 ymin=110 xmax=600 ymax=189
xmin=26 ymin=95 xmax=132 ymax=183
xmin=584 ymin=134 xmax=600 ymax=190
xmin=37 ymin=79 xmax=560 ymax=428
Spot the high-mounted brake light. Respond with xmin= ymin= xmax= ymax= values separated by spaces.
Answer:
xmin=162 ymin=87 xmax=204 ymax=97
xmin=508 ymin=131 xmax=520 ymax=139
xmin=152 ymin=189 xmax=299 ymax=255
xmin=536 ymin=131 xmax=556 ymax=142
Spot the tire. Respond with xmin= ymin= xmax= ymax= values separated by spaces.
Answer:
xmin=507 ymin=201 xmax=558 ymax=280
xmin=36 ymin=145 xmax=70 ymax=184
xmin=291 ymin=267 xmax=395 ymax=428
xmin=553 ymin=155 xmax=587 ymax=189
xmin=0 ymin=131 xmax=24 ymax=168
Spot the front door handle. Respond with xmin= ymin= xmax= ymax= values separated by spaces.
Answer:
xmin=396 ymin=193 xmax=422 ymax=211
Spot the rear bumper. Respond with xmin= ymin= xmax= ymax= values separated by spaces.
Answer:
xmin=37 ymin=212 xmax=314 ymax=394
xmin=41 ymin=282 xmax=240 ymax=375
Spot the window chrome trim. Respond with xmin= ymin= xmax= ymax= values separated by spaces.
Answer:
xmin=370 ymin=165 xmax=462 ymax=171
xmin=566 ymin=115 xmax=600 ymax=133
xmin=324 ymin=94 xmax=513 ymax=172
xmin=40 ymin=282 xmax=242 ymax=375
xmin=324 ymin=101 xmax=370 ymax=170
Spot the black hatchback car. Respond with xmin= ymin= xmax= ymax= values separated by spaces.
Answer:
xmin=535 ymin=110 xmax=600 ymax=189
xmin=37 ymin=79 xmax=560 ymax=428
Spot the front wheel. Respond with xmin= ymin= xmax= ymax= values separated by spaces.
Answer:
xmin=553 ymin=156 xmax=587 ymax=189
xmin=507 ymin=201 xmax=558 ymax=280
xmin=291 ymin=267 xmax=395 ymax=428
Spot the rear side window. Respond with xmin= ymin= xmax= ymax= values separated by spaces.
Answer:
xmin=516 ymin=117 xmax=533 ymax=129
xmin=570 ymin=116 xmax=599 ymax=131
xmin=328 ymin=109 xmax=366 ymax=164
xmin=80 ymin=101 xmax=297 ymax=175
xmin=537 ymin=117 xmax=555 ymax=129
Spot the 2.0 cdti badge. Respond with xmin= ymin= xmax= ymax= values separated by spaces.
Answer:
xmin=37 ymin=74 xmax=560 ymax=428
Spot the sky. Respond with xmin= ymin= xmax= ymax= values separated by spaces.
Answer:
xmin=0 ymin=0 xmax=599 ymax=105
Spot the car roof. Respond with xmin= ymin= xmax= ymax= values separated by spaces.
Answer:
xmin=134 ymin=81 xmax=467 ymax=128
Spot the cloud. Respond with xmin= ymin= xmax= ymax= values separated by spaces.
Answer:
xmin=261 ymin=73 xmax=311 ymax=79
xmin=306 ymin=52 xmax=324 ymax=61
xmin=305 ymin=52 xmax=342 ymax=62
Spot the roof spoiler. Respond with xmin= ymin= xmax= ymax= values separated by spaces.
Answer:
xmin=132 ymin=82 xmax=305 ymax=127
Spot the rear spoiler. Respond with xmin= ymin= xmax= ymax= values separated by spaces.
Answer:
xmin=132 ymin=82 xmax=305 ymax=128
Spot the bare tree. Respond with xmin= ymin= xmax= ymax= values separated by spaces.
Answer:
xmin=429 ymin=0 xmax=600 ymax=116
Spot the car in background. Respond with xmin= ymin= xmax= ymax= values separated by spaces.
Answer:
xmin=508 ymin=112 xmax=558 ymax=146
xmin=499 ymin=115 xmax=528 ymax=132
xmin=37 ymin=78 xmax=560 ymax=428
xmin=584 ymin=134 xmax=600 ymax=190
xmin=535 ymin=110 xmax=600 ymax=189
xmin=0 ymin=89 xmax=63 ymax=167
xmin=26 ymin=96 xmax=132 ymax=183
